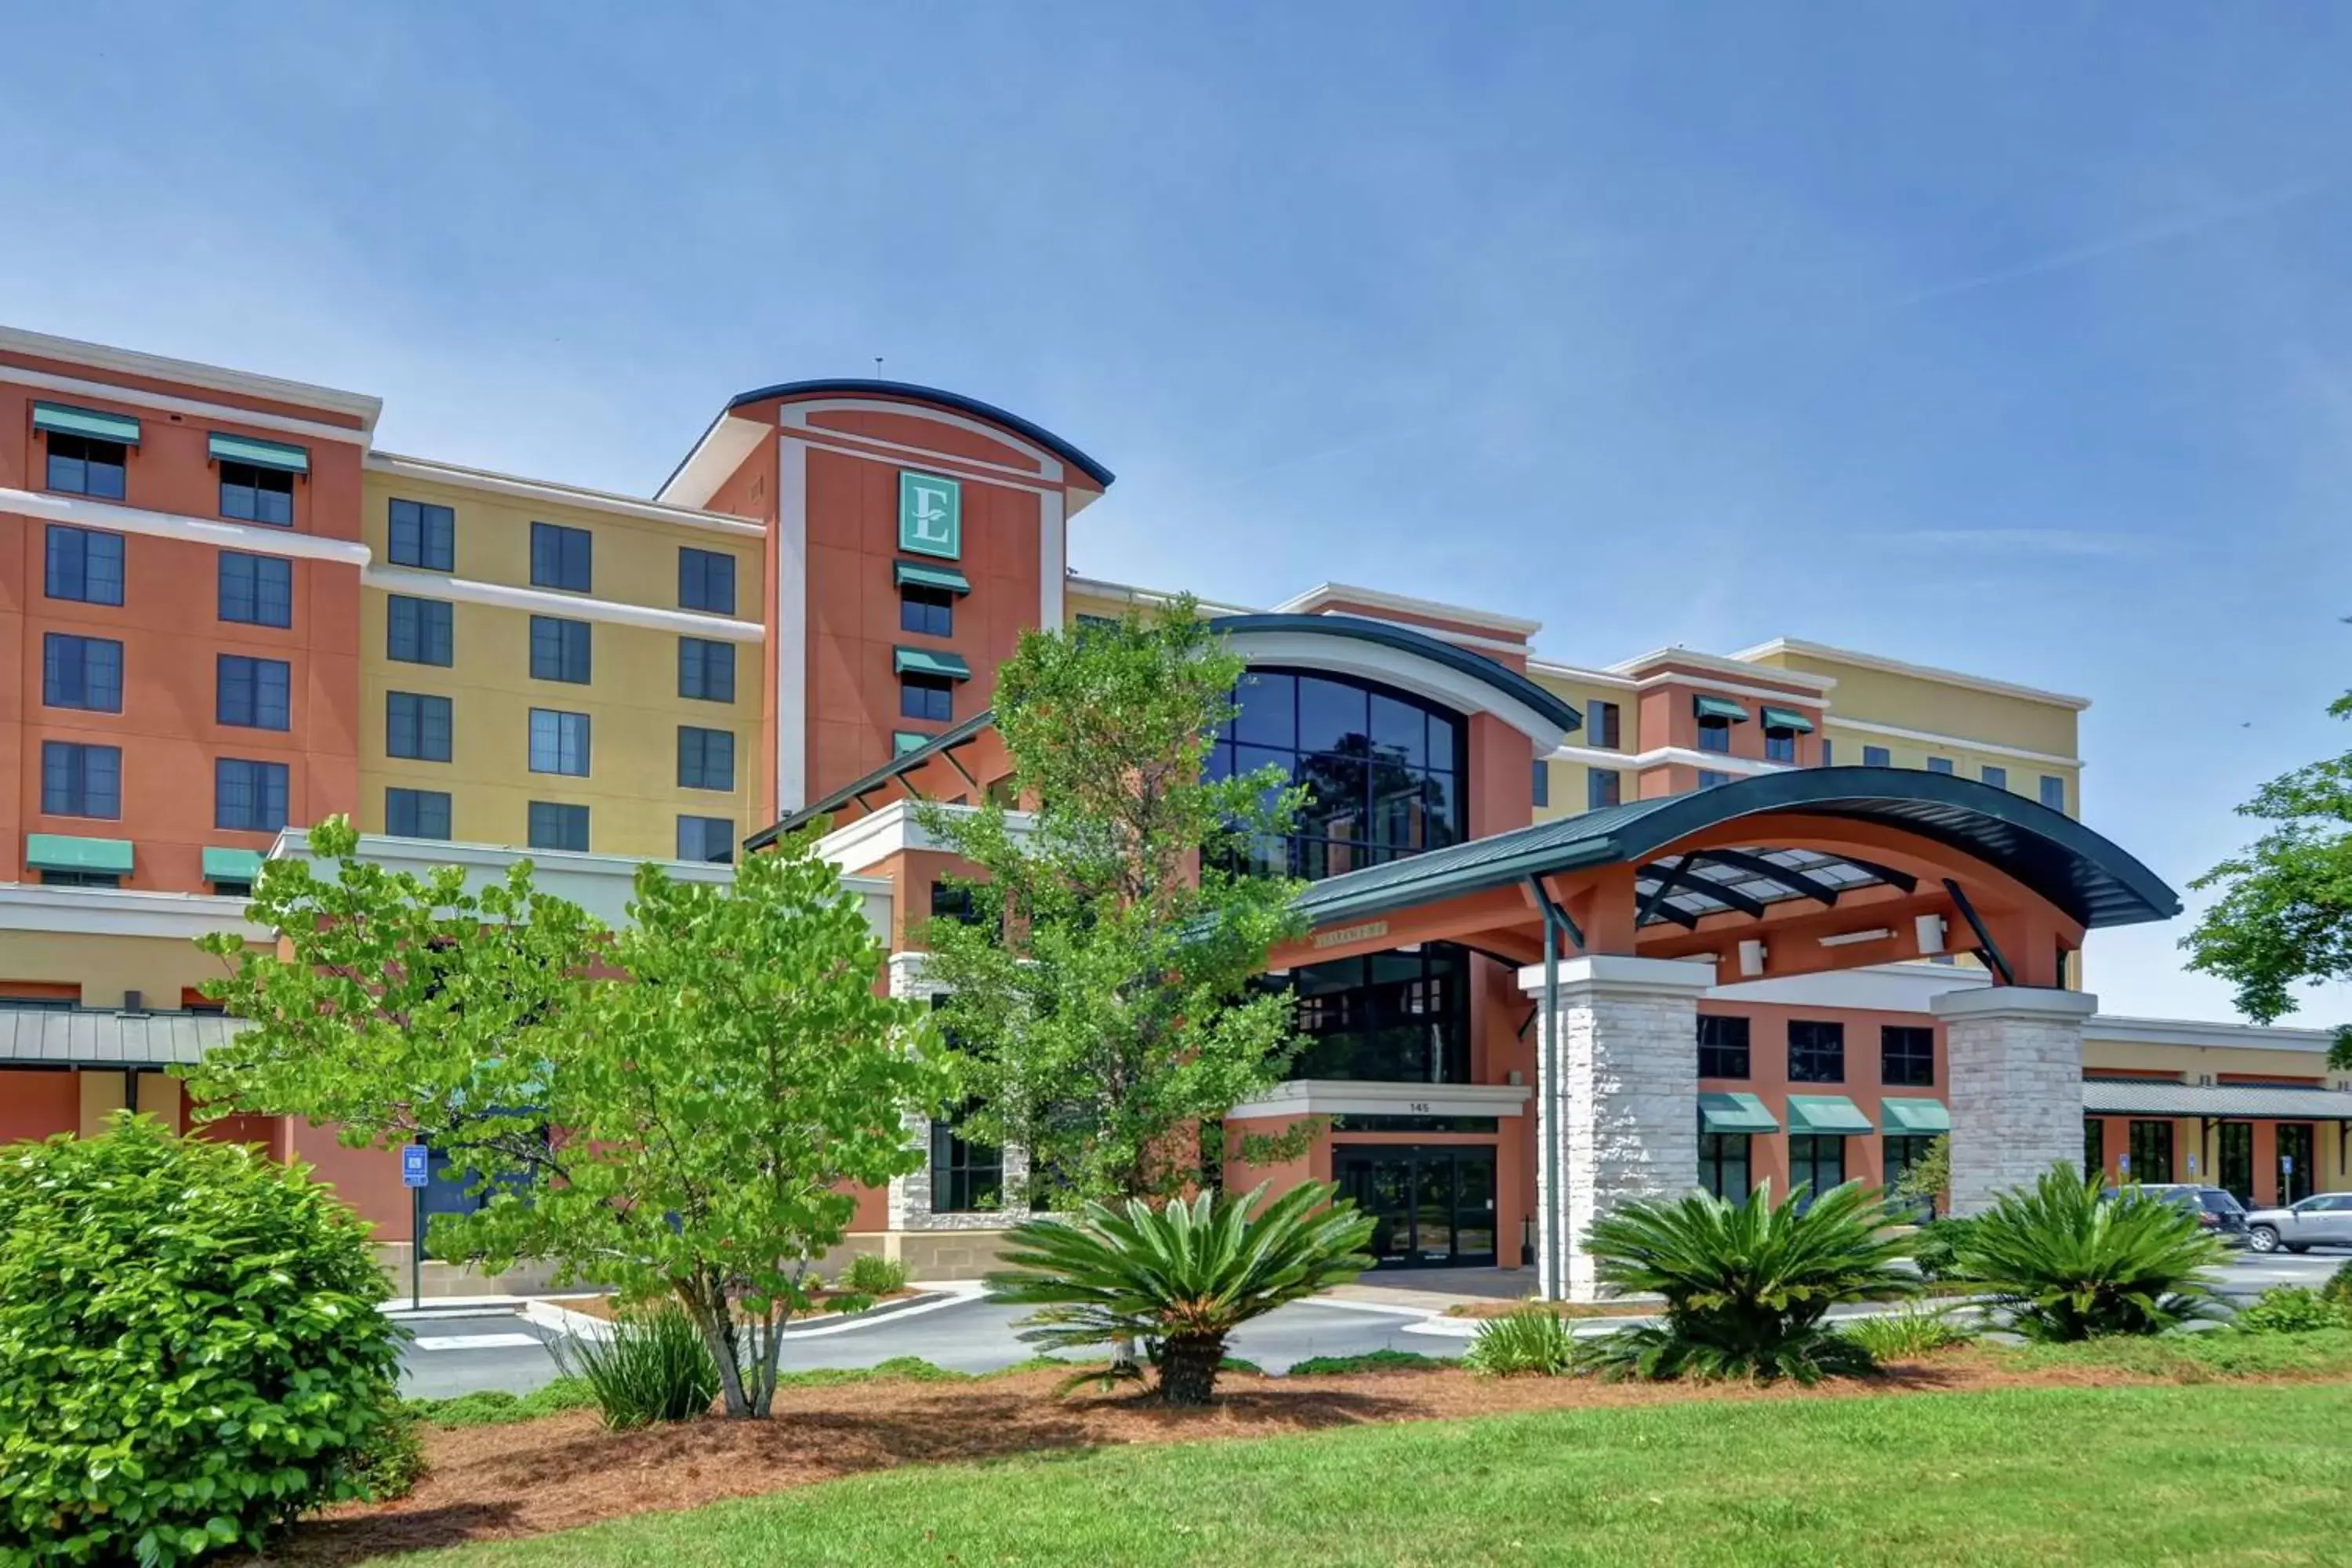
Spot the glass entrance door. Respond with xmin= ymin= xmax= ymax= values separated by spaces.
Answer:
xmin=1333 ymin=1146 xmax=1498 ymax=1269
xmin=2217 ymin=1122 xmax=2255 ymax=1205
xmin=2278 ymin=1123 xmax=2317 ymax=1204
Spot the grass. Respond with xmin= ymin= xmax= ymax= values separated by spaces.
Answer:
xmin=1285 ymin=1349 xmax=1459 ymax=1376
xmin=405 ymin=1378 xmax=598 ymax=1429
xmin=398 ymin=1380 xmax=2352 ymax=1566
xmin=1996 ymin=1326 xmax=2352 ymax=1380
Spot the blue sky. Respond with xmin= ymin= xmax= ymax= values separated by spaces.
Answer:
xmin=7 ymin=4 xmax=2348 ymax=1023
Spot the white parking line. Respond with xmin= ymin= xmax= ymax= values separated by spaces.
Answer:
xmin=411 ymin=1332 xmax=547 ymax=1352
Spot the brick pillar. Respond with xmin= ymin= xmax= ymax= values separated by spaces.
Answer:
xmin=1519 ymin=955 xmax=1714 ymax=1301
xmin=1931 ymin=985 xmax=2096 ymax=1215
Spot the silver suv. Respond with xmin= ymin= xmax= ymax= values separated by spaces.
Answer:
xmin=2243 ymin=1192 xmax=2352 ymax=1254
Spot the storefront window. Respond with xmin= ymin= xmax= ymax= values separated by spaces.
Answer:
xmin=1280 ymin=944 xmax=1472 ymax=1083
xmin=1789 ymin=1134 xmax=1846 ymax=1204
xmin=1699 ymin=1133 xmax=1751 ymax=1201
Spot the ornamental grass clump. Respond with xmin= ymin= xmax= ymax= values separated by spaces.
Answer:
xmin=0 ymin=1114 xmax=405 ymax=1565
xmin=1465 ymin=1307 xmax=1578 ymax=1377
xmin=1954 ymin=1163 xmax=2227 ymax=1341
xmin=551 ymin=1302 xmax=721 ymax=1428
xmin=985 ymin=1181 xmax=1373 ymax=1406
xmin=1575 ymin=1180 xmax=1917 ymax=1385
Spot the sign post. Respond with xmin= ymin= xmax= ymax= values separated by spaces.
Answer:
xmin=401 ymin=1145 xmax=430 ymax=1312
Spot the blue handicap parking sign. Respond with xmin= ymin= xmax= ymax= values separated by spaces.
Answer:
xmin=402 ymin=1144 xmax=430 ymax=1188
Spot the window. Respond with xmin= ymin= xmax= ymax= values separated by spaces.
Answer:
xmin=43 ymin=633 xmax=123 ymax=713
xmin=387 ymin=691 xmax=453 ymax=761
xmin=1697 ymin=719 xmax=1731 ymax=753
xmin=1588 ymin=768 xmax=1622 ymax=810
xmin=1207 ymin=670 xmax=1467 ymax=880
xmin=679 ymin=638 xmax=736 ymax=702
xmin=216 ymin=655 xmax=291 ymax=731
xmin=1530 ymin=760 xmax=1550 ymax=808
xmin=528 ymin=709 xmax=590 ymax=775
xmin=388 ymin=499 xmax=456 ymax=571
xmin=1697 ymin=769 xmax=1733 ymax=789
xmin=45 ymin=432 xmax=128 ymax=499
xmin=1885 ymin=1135 xmax=1940 ymax=1219
xmin=220 ymin=552 xmax=292 ymax=627
xmin=387 ymin=595 xmax=453 ymax=665
xmin=1074 ymin=613 xmax=1118 ymax=637
xmin=215 ymin=759 xmax=289 ymax=833
xmin=1788 ymin=1020 xmax=1845 ymax=1083
xmin=1588 ymin=699 xmax=1621 ymax=750
xmin=219 ymin=462 xmax=293 ymax=525
xmin=676 ymin=815 xmax=735 ymax=863
xmin=1279 ymin=945 xmax=1472 ymax=1083
xmin=1699 ymin=1134 xmax=1750 ymax=1202
xmin=678 ymin=547 xmax=736 ymax=614
xmin=901 ymin=671 xmax=954 ymax=723
xmin=1764 ymin=729 xmax=1796 ymax=764
xmin=527 ymin=801 xmax=590 ymax=852
xmin=2126 ymin=1119 xmax=2174 ymax=1184
xmin=41 ymin=741 xmax=121 ymax=818
xmin=1980 ymin=764 xmax=2008 ymax=790
xmin=677 ymin=727 xmax=735 ymax=791
xmin=1820 ymin=738 xmax=1833 ymax=765
xmin=45 ymin=524 xmax=125 ymax=605
xmin=1788 ymin=1134 xmax=1846 ymax=1201
xmin=529 ymin=615 xmax=592 ymax=684
xmin=930 ymin=1110 xmax=1004 ymax=1214
xmin=1697 ymin=1014 xmax=1751 ymax=1079
xmin=1862 ymin=745 xmax=1891 ymax=768
xmin=530 ymin=521 xmax=592 ymax=592
xmin=2039 ymin=775 xmax=2067 ymax=811
xmin=894 ymin=580 xmax=958 ymax=639
xmin=385 ymin=786 xmax=452 ymax=840
xmin=930 ymin=880 xmax=981 ymax=925
xmin=42 ymin=869 xmax=121 ymax=889
xmin=1879 ymin=1025 xmax=1935 ymax=1087
xmin=1926 ymin=756 xmax=1954 ymax=775
xmin=2084 ymin=1116 xmax=2106 ymax=1177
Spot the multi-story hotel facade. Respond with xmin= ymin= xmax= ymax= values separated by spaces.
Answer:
xmin=5 ymin=324 xmax=2347 ymax=1290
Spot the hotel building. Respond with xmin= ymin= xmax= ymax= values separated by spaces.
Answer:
xmin=3 ymin=325 xmax=2346 ymax=1290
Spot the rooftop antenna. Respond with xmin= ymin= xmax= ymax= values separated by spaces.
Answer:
xmin=873 ymin=356 xmax=884 ymax=378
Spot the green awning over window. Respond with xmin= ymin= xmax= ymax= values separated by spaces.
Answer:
xmin=893 ymin=731 xmax=933 ymax=756
xmin=894 ymin=561 xmax=972 ymax=594
xmin=26 ymin=833 xmax=134 ymax=875
xmin=1881 ymin=1097 xmax=1951 ymax=1134
xmin=1760 ymin=706 xmax=1815 ymax=735
xmin=1786 ymin=1094 xmax=1874 ymax=1134
xmin=894 ymin=647 xmax=972 ymax=681
xmin=34 ymin=401 xmax=141 ymax=445
xmin=1693 ymin=695 xmax=1750 ymax=724
xmin=208 ymin=432 xmax=310 ymax=474
xmin=201 ymin=848 xmax=265 ymax=885
xmin=1699 ymin=1091 xmax=1780 ymax=1134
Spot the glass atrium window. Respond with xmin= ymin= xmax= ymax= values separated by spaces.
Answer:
xmin=1278 ymin=944 xmax=1472 ymax=1083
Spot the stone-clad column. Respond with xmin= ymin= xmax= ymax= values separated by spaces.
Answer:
xmin=1519 ymin=956 xmax=1715 ymax=1301
xmin=1932 ymin=985 xmax=2097 ymax=1215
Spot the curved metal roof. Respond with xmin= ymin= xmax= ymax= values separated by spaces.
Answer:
xmin=1207 ymin=614 xmax=1583 ymax=736
xmin=717 ymin=378 xmax=1115 ymax=487
xmin=1292 ymin=766 xmax=2181 ymax=931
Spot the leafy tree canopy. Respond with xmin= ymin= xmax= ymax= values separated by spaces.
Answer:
xmin=189 ymin=816 xmax=950 ymax=1417
xmin=2181 ymin=690 xmax=2352 ymax=1067
xmin=915 ymin=597 xmax=1310 ymax=1205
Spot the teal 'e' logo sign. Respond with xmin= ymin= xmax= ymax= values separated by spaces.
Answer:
xmin=898 ymin=471 xmax=961 ymax=559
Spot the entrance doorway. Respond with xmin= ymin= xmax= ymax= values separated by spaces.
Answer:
xmin=1334 ymin=1145 xmax=1497 ymax=1268
xmin=2217 ymin=1122 xmax=2254 ymax=1205
xmin=2278 ymin=1123 xmax=2316 ymax=1204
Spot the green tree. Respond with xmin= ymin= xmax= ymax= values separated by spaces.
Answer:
xmin=2181 ymin=691 xmax=2352 ymax=1067
xmin=915 ymin=597 xmax=1309 ymax=1207
xmin=188 ymin=817 xmax=949 ymax=1418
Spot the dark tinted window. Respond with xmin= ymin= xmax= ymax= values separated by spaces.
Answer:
xmin=1880 ymin=1025 xmax=1935 ymax=1087
xmin=45 ymin=524 xmax=125 ymax=605
xmin=387 ymin=595 xmax=453 ymax=665
xmin=1282 ymin=945 xmax=1472 ymax=1083
xmin=388 ymin=499 xmax=456 ymax=571
xmin=902 ymin=672 xmax=953 ymax=722
xmin=387 ymin=691 xmax=454 ymax=762
xmin=676 ymin=815 xmax=735 ymax=863
xmin=1697 ymin=1014 xmax=1750 ymax=1078
xmin=43 ymin=634 xmax=123 ymax=713
xmin=529 ymin=615 xmax=592 ymax=683
xmin=215 ymin=758 xmax=289 ymax=832
xmin=530 ymin=521 xmax=592 ymax=591
xmin=42 ymin=742 xmax=122 ymax=818
xmin=385 ymin=787 xmax=452 ymax=840
xmin=45 ymin=433 xmax=127 ymax=499
xmin=677 ymin=727 xmax=735 ymax=791
xmin=679 ymin=638 xmax=736 ymax=702
xmin=217 ymin=655 xmax=292 ymax=730
xmin=220 ymin=552 xmax=292 ymax=627
xmin=1788 ymin=1020 xmax=1845 ymax=1083
xmin=679 ymin=547 xmax=736 ymax=613
xmin=528 ymin=800 xmax=590 ymax=852
xmin=220 ymin=461 xmax=294 ymax=525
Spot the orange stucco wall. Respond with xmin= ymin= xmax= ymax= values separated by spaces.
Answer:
xmin=1696 ymin=1000 xmax=1946 ymax=1196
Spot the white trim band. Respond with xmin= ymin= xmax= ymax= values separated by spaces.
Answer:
xmin=363 ymin=564 xmax=767 ymax=641
xmin=0 ymin=488 xmax=372 ymax=564
xmin=367 ymin=452 xmax=767 ymax=537
xmin=0 ymin=365 xmax=372 ymax=446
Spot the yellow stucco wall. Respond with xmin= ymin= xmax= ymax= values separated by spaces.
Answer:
xmin=357 ymin=470 xmax=762 ymax=861
xmin=0 ymin=929 xmax=254 ymax=1007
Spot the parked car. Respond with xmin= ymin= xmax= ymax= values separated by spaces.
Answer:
xmin=2103 ymin=1184 xmax=2252 ymax=1247
xmin=2242 ymin=1192 xmax=2352 ymax=1254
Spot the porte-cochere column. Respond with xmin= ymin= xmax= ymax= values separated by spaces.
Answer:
xmin=1932 ymin=985 xmax=2098 ymax=1214
xmin=1519 ymin=955 xmax=1715 ymax=1301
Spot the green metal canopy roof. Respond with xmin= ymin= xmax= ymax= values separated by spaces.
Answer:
xmin=202 ymin=848 xmax=265 ymax=885
xmin=34 ymin=402 xmax=141 ymax=445
xmin=25 ymin=833 xmax=133 ymax=875
xmin=208 ymin=432 xmax=310 ymax=474
xmin=1786 ymin=1094 xmax=1875 ymax=1135
xmin=1290 ymin=767 xmax=2182 ymax=933
xmin=1881 ymin=1097 xmax=1951 ymax=1134
xmin=1760 ymin=706 xmax=1815 ymax=734
xmin=895 ymin=561 xmax=971 ymax=594
xmin=894 ymin=647 xmax=971 ymax=680
xmin=1699 ymin=1091 xmax=1780 ymax=1134
xmin=1694 ymin=695 xmax=1750 ymax=723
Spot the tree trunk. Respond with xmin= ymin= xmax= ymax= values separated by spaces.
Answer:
xmin=1156 ymin=1333 xmax=1225 ymax=1406
xmin=680 ymin=1282 xmax=752 ymax=1418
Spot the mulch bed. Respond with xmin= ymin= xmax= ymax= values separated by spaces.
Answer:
xmin=274 ymin=1351 xmax=2345 ymax=1563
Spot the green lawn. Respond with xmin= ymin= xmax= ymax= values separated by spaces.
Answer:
xmin=409 ymin=1381 xmax=2351 ymax=1566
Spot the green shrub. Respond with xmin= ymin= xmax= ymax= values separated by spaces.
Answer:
xmin=1955 ymin=1164 xmax=2226 ymax=1341
xmin=840 ymin=1253 xmax=909 ymax=1297
xmin=1911 ymin=1217 xmax=1980 ymax=1283
xmin=344 ymin=1401 xmax=427 ymax=1501
xmin=0 ymin=1114 xmax=404 ymax=1565
xmin=2231 ymin=1286 xmax=2351 ymax=1335
xmin=1287 ymin=1349 xmax=1458 ymax=1376
xmin=1836 ymin=1303 xmax=1977 ymax=1359
xmin=1574 ymin=1180 xmax=1916 ymax=1385
xmin=551 ymin=1302 xmax=720 ymax=1429
xmin=1465 ymin=1307 xmax=1578 ymax=1377
xmin=405 ymin=1376 xmax=597 ymax=1428
xmin=986 ymin=1181 xmax=1374 ymax=1405
xmin=2324 ymin=1261 xmax=2352 ymax=1312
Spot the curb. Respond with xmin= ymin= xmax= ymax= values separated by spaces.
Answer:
xmin=519 ymin=1283 xmax=987 ymax=1345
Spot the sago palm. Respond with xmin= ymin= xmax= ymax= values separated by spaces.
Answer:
xmin=1578 ymin=1179 xmax=1916 ymax=1384
xmin=985 ymin=1181 xmax=1374 ymax=1404
xmin=1954 ymin=1163 xmax=2225 ymax=1341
